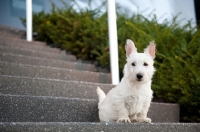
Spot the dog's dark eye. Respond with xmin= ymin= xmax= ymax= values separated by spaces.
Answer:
xmin=144 ymin=63 xmax=148 ymax=66
xmin=132 ymin=62 xmax=136 ymax=66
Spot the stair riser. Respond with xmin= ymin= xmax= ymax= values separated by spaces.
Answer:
xmin=0 ymin=53 xmax=95 ymax=72
xmin=0 ymin=75 xmax=113 ymax=99
xmin=0 ymin=46 xmax=76 ymax=61
xmin=0 ymin=95 xmax=99 ymax=122
xmin=0 ymin=95 xmax=179 ymax=122
xmin=0 ymin=62 xmax=111 ymax=83
xmin=1 ymin=123 xmax=199 ymax=132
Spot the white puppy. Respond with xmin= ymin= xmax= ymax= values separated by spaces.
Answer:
xmin=97 ymin=39 xmax=156 ymax=123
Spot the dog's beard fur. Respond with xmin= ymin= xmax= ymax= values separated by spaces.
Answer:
xmin=97 ymin=39 xmax=156 ymax=123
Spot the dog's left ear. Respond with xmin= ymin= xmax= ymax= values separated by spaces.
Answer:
xmin=125 ymin=39 xmax=137 ymax=58
xmin=144 ymin=41 xmax=156 ymax=59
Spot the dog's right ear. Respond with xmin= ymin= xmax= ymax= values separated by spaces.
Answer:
xmin=125 ymin=39 xmax=137 ymax=58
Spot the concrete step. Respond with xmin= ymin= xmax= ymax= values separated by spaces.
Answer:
xmin=0 ymin=53 xmax=95 ymax=72
xmin=0 ymin=62 xmax=111 ymax=83
xmin=0 ymin=94 xmax=179 ymax=122
xmin=0 ymin=35 xmax=46 ymax=46
xmin=0 ymin=45 xmax=76 ymax=62
xmin=1 ymin=122 xmax=200 ymax=132
xmin=0 ymin=75 xmax=113 ymax=99
xmin=0 ymin=24 xmax=25 ymax=38
xmin=0 ymin=33 xmax=24 ymax=39
xmin=0 ymin=36 xmax=62 ymax=53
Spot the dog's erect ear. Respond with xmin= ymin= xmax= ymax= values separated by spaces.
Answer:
xmin=144 ymin=41 xmax=156 ymax=59
xmin=125 ymin=39 xmax=137 ymax=58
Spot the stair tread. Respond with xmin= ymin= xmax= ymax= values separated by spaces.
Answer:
xmin=1 ymin=122 xmax=200 ymax=132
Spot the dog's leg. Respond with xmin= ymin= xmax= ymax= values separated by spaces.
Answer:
xmin=113 ymin=103 xmax=131 ymax=123
xmin=136 ymin=102 xmax=151 ymax=123
xmin=116 ymin=111 xmax=131 ymax=123
xmin=98 ymin=109 xmax=115 ymax=122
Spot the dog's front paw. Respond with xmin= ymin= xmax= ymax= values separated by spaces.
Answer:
xmin=116 ymin=118 xmax=131 ymax=123
xmin=137 ymin=118 xmax=151 ymax=123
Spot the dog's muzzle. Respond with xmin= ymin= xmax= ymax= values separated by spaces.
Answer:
xmin=136 ymin=73 xmax=143 ymax=81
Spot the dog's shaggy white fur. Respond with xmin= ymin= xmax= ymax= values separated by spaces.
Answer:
xmin=97 ymin=39 xmax=156 ymax=123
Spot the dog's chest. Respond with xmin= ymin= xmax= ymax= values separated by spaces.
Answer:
xmin=124 ymin=95 xmax=147 ymax=114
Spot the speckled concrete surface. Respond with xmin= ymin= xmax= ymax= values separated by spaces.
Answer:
xmin=0 ymin=37 xmax=61 ymax=53
xmin=0 ymin=53 xmax=95 ymax=72
xmin=0 ymin=122 xmax=200 ymax=132
xmin=0 ymin=94 xmax=179 ymax=122
xmin=0 ymin=46 xmax=76 ymax=61
xmin=0 ymin=62 xmax=111 ymax=83
xmin=0 ymin=94 xmax=99 ymax=122
xmin=148 ymin=102 xmax=179 ymax=122
xmin=0 ymin=75 xmax=114 ymax=99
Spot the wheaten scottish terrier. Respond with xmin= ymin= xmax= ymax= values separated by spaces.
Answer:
xmin=97 ymin=39 xmax=156 ymax=123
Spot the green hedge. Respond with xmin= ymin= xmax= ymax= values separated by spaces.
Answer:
xmin=21 ymin=1 xmax=200 ymax=122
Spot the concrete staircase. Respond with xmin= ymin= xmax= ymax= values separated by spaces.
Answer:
xmin=0 ymin=25 xmax=200 ymax=132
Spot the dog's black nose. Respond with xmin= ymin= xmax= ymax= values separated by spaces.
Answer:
xmin=137 ymin=74 xmax=143 ymax=80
